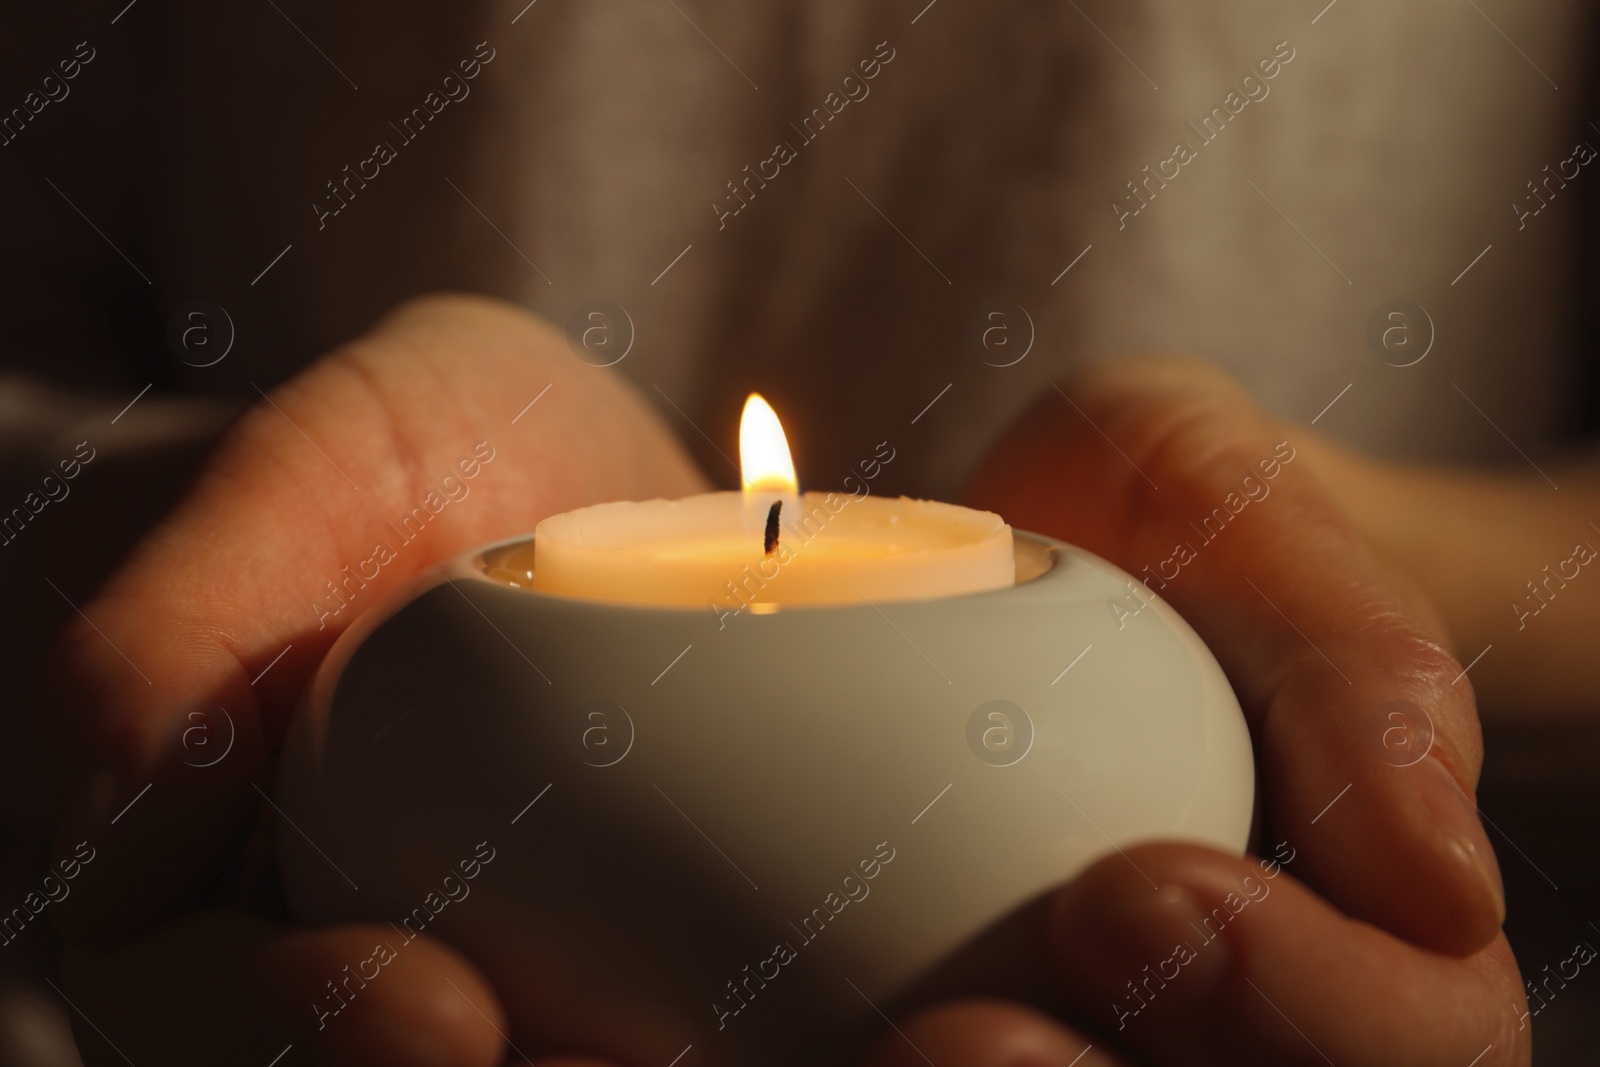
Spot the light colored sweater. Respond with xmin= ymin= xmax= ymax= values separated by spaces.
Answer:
xmin=459 ymin=0 xmax=1593 ymax=495
xmin=7 ymin=0 xmax=1594 ymax=496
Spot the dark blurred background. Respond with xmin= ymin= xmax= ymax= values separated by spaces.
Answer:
xmin=1 ymin=0 xmax=1598 ymax=1062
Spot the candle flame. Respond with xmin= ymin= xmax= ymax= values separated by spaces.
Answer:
xmin=740 ymin=393 xmax=798 ymax=496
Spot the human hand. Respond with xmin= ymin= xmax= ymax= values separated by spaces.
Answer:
xmin=1285 ymin=421 xmax=1600 ymax=721
xmin=47 ymin=294 xmax=705 ymax=1066
xmin=870 ymin=356 xmax=1527 ymax=1066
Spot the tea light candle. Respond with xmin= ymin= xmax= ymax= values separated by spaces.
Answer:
xmin=500 ymin=395 xmax=1015 ymax=608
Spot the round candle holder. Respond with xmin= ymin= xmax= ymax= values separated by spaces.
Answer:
xmin=277 ymin=530 xmax=1254 ymax=1064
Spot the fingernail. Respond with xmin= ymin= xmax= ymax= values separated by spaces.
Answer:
xmin=1055 ymin=881 xmax=1231 ymax=1021
xmin=1414 ymin=756 xmax=1506 ymax=926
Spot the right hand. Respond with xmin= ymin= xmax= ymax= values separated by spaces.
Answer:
xmin=867 ymin=355 xmax=1526 ymax=1066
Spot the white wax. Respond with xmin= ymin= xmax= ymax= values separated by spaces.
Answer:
xmin=523 ymin=491 xmax=1014 ymax=608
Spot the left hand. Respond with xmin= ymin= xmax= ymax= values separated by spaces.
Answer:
xmin=46 ymin=296 xmax=707 ymax=1067
xmin=867 ymin=356 xmax=1527 ymax=1067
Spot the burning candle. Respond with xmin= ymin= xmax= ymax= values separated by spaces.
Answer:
xmin=505 ymin=394 xmax=1015 ymax=608
xmin=279 ymin=389 xmax=1256 ymax=1066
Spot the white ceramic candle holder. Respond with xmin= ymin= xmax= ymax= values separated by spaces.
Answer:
xmin=276 ymin=531 xmax=1253 ymax=1064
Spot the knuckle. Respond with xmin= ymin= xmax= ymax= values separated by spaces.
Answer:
xmin=1102 ymin=379 xmax=1287 ymax=528
xmin=1352 ymin=607 xmax=1464 ymax=690
xmin=1351 ymin=607 xmax=1485 ymax=770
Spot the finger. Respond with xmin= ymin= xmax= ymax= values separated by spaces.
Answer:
xmin=50 ymin=295 xmax=707 ymax=944
xmin=1048 ymin=843 xmax=1529 ymax=1067
xmin=64 ymin=912 xmax=506 ymax=1067
xmin=861 ymin=999 xmax=1132 ymax=1067
xmin=263 ymin=923 xmax=506 ymax=1067
xmin=966 ymin=355 xmax=1503 ymax=955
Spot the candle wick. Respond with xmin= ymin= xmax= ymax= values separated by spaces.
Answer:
xmin=764 ymin=501 xmax=782 ymax=556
